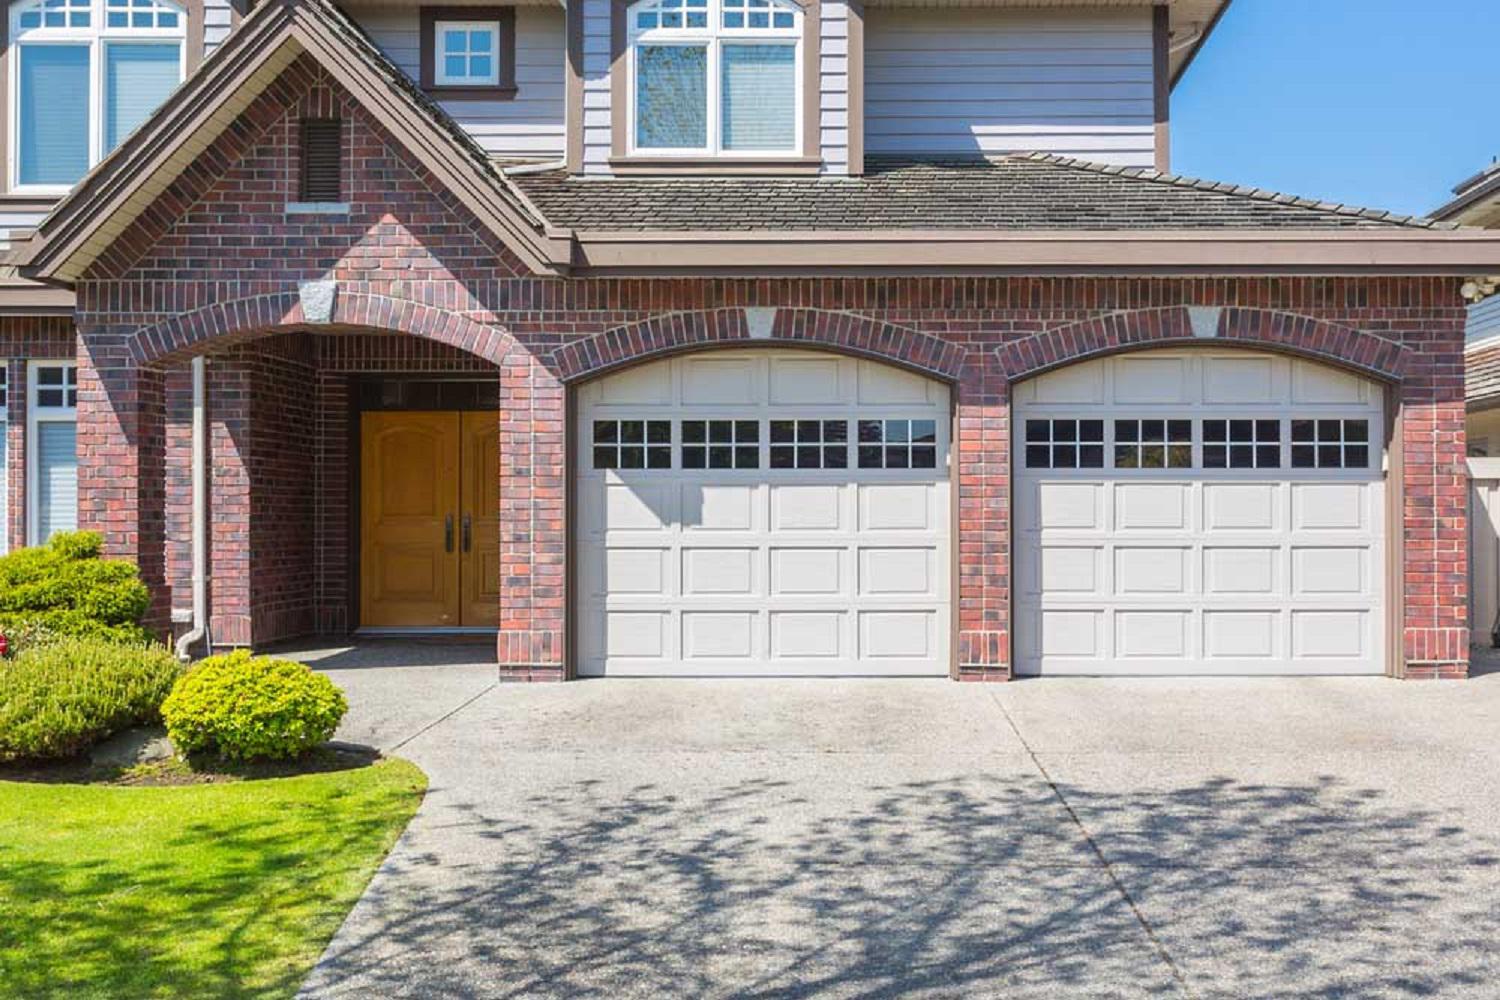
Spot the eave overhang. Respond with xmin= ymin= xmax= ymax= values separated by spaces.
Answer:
xmin=565 ymin=227 xmax=1500 ymax=277
xmin=12 ymin=0 xmax=569 ymax=284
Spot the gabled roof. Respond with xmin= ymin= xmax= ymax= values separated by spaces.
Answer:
xmin=1433 ymin=161 xmax=1500 ymax=227
xmin=514 ymin=154 xmax=1458 ymax=233
xmin=13 ymin=0 xmax=569 ymax=282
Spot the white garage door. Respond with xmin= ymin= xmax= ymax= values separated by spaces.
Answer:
xmin=577 ymin=350 xmax=950 ymax=677
xmin=1014 ymin=349 xmax=1386 ymax=676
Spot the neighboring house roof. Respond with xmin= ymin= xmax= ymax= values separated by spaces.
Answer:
xmin=1432 ymin=161 xmax=1500 ymax=227
xmin=512 ymin=155 xmax=1458 ymax=233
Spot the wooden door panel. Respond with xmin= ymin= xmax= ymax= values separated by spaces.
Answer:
xmin=460 ymin=410 xmax=501 ymax=627
xmin=361 ymin=412 xmax=461 ymax=627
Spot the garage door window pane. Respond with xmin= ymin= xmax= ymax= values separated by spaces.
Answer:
xmin=1024 ymin=419 xmax=1104 ymax=469
xmin=1203 ymin=418 xmax=1280 ymax=469
xmin=682 ymin=419 xmax=758 ymax=469
xmin=858 ymin=419 xmax=938 ymax=469
xmin=1114 ymin=419 xmax=1192 ymax=469
xmin=770 ymin=419 xmax=846 ymax=468
xmin=594 ymin=420 xmax=672 ymax=469
xmin=1291 ymin=418 xmax=1369 ymax=469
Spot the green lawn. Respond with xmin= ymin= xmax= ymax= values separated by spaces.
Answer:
xmin=0 ymin=758 xmax=426 ymax=1000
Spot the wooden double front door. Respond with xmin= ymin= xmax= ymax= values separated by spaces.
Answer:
xmin=360 ymin=411 xmax=500 ymax=628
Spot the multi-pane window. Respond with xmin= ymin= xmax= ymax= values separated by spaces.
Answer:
xmin=1202 ymin=419 xmax=1281 ymax=469
xmin=1024 ymin=419 xmax=1104 ymax=469
xmin=592 ymin=419 xmax=672 ymax=470
xmin=10 ymin=0 xmax=185 ymax=189
xmin=1114 ymin=419 xmax=1192 ymax=469
xmin=682 ymin=418 xmax=759 ymax=469
xmin=769 ymin=419 xmax=847 ymax=469
xmin=435 ymin=21 xmax=499 ymax=86
xmin=1291 ymin=419 xmax=1369 ymax=469
xmin=857 ymin=419 xmax=938 ymax=469
xmin=628 ymin=0 xmax=801 ymax=156
xmin=28 ymin=361 xmax=78 ymax=545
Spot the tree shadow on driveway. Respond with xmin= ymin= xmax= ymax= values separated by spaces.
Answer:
xmin=301 ymin=769 xmax=1500 ymax=1000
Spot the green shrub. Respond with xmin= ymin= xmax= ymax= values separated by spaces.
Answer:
xmin=0 ymin=638 xmax=182 ymax=762
xmin=161 ymin=650 xmax=348 ymax=761
xmin=0 ymin=532 xmax=151 ymax=644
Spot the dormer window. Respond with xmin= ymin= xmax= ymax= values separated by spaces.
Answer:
xmin=418 ymin=6 xmax=516 ymax=99
xmin=627 ymin=0 xmax=803 ymax=156
xmin=8 ymin=0 xmax=186 ymax=190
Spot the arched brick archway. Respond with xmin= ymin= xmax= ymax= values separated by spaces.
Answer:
xmin=126 ymin=292 xmax=516 ymax=366
xmin=997 ymin=306 xmax=1410 ymax=384
xmin=551 ymin=308 xmax=968 ymax=383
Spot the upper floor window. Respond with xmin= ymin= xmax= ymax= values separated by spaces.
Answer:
xmin=9 ymin=0 xmax=185 ymax=190
xmin=628 ymin=0 xmax=802 ymax=156
xmin=419 ymin=6 xmax=516 ymax=98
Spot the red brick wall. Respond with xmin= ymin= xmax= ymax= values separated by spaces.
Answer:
xmin=70 ymin=56 xmax=1471 ymax=679
xmin=0 ymin=320 xmax=81 ymax=553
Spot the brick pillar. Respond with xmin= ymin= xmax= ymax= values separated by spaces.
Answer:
xmin=1400 ymin=360 xmax=1469 ymax=678
xmin=77 ymin=338 xmax=169 ymax=634
xmin=956 ymin=351 xmax=1010 ymax=680
xmin=496 ymin=351 xmax=566 ymax=680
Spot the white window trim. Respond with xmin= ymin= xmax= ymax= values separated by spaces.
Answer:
xmin=627 ymin=0 xmax=803 ymax=158
xmin=7 ymin=0 xmax=186 ymax=193
xmin=432 ymin=19 xmax=500 ymax=86
xmin=0 ymin=362 xmax=7 ymax=554
xmin=26 ymin=359 xmax=77 ymax=546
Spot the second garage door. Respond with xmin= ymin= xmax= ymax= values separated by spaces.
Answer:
xmin=576 ymin=350 xmax=951 ymax=677
xmin=1014 ymin=348 xmax=1386 ymax=676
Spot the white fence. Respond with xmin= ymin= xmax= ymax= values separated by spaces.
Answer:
xmin=1469 ymin=458 xmax=1500 ymax=645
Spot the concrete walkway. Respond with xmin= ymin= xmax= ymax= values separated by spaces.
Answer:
xmin=296 ymin=641 xmax=1500 ymax=999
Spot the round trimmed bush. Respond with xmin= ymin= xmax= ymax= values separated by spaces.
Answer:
xmin=0 ymin=638 xmax=182 ymax=762
xmin=161 ymin=650 xmax=348 ymax=761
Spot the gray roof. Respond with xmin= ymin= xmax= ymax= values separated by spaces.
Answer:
xmin=510 ymin=154 xmax=1457 ymax=233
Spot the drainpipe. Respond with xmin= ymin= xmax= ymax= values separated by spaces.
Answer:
xmin=175 ymin=355 xmax=209 ymax=662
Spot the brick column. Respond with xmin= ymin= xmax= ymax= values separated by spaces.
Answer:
xmin=77 ymin=337 xmax=169 ymax=634
xmin=1400 ymin=365 xmax=1469 ymax=678
xmin=955 ymin=351 xmax=1010 ymax=680
xmin=496 ymin=351 xmax=566 ymax=680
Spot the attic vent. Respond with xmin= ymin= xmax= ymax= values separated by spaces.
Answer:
xmin=299 ymin=119 xmax=342 ymax=202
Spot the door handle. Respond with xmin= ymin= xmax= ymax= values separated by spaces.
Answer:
xmin=462 ymin=513 xmax=472 ymax=553
xmin=444 ymin=514 xmax=454 ymax=553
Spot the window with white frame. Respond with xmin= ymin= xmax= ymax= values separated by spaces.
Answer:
xmin=28 ymin=361 xmax=78 ymax=545
xmin=9 ymin=0 xmax=186 ymax=190
xmin=434 ymin=20 xmax=499 ymax=86
xmin=628 ymin=0 xmax=802 ymax=155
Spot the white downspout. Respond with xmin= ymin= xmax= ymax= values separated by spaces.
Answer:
xmin=175 ymin=355 xmax=209 ymax=661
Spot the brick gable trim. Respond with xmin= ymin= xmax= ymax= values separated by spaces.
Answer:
xmin=552 ymin=308 xmax=967 ymax=383
xmin=998 ymin=306 xmax=1411 ymax=383
xmin=126 ymin=292 xmax=516 ymax=365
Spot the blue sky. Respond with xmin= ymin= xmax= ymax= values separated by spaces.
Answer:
xmin=1172 ymin=0 xmax=1500 ymax=218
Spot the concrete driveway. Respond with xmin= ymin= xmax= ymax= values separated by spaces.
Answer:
xmin=294 ymin=641 xmax=1500 ymax=999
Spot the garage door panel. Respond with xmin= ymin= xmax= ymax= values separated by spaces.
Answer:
xmin=1017 ymin=349 xmax=1384 ymax=677
xmin=770 ymin=484 xmax=843 ymax=531
xmin=1203 ymin=547 xmax=1278 ymax=595
xmin=1203 ymin=483 xmax=1278 ymax=531
xmin=580 ymin=350 xmax=949 ymax=676
xmin=1292 ymin=547 xmax=1369 ymax=596
xmin=770 ymin=547 xmax=844 ymax=595
xmin=859 ymin=483 xmax=934 ymax=531
xmin=1114 ymin=483 xmax=1190 ymax=531
xmin=1114 ymin=546 xmax=1191 ymax=595
xmin=682 ymin=547 xmax=758 ymax=596
xmin=1202 ymin=356 xmax=1277 ymax=404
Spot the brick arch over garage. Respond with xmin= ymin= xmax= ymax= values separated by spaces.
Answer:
xmin=997 ymin=306 xmax=1410 ymax=384
xmin=551 ymin=308 xmax=968 ymax=384
xmin=125 ymin=292 xmax=516 ymax=366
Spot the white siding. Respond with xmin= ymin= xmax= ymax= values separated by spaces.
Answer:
xmin=0 ymin=209 xmax=48 ymax=252
xmin=864 ymin=6 xmax=1155 ymax=165
xmin=1468 ymin=297 xmax=1500 ymax=346
xmin=351 ymin=5 xmax=566 ymax=161
xmin=581 ymin=0 xmax=612 ymax=173
xmin=203 ymin=0 xmax=235 ymax=57
xmin=818 ymin=0 xmax=848 ymax=175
